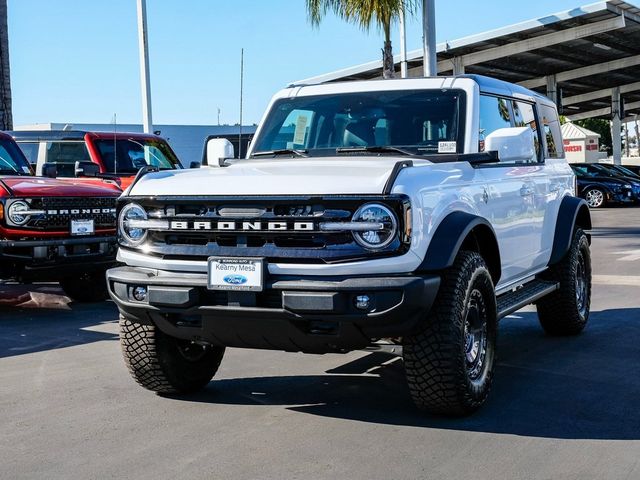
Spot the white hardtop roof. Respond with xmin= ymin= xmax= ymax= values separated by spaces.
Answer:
xmin=285 ymin=75 xmax=544 ymax=103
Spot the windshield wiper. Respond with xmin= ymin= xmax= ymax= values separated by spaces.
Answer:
xmin=335 ymin=146 xmax=415 ymax=156
xmin=251 ymin=149 xmax=308 ymax=158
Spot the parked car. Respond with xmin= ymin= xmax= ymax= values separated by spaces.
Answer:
xmin=570 ymin=163 xmax=636 ymax=207
xmin=109 ymin=74 xmax=592 ymax=415
xmin=0 ymin=131 xmax=121 ymax=301
xmin=10 ymin=130 xmax=182 ymax=188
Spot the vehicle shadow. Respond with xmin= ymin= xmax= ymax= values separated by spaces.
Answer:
xmin=0 ymin=283 xmax=119 ymax=358
xmin=177 ymin=308 xmax=640 ymax=440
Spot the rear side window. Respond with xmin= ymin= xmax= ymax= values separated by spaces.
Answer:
xmin=539 ymin=104 xmax=564 ymax=159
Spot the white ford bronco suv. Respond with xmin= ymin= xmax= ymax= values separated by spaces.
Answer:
xmin=108 ymin=75 xmax=592 ymax=415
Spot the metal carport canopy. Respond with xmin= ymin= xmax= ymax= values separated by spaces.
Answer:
xmin=294 ymin=1 xmax=640 ymax=123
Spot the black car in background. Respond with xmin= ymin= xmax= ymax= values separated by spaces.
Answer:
xmin=570 ymin=163 xmax=636 ymax=208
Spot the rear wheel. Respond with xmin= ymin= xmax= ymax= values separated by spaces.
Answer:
xmin=537 ymin=228 xmax=591 ymax=335
xmin=584 ymin=188 xmax=605 ymax=208
xmin=60 ymin=270 xmax=109 ymax=302
xmin=403 ymin=251 xmax=497 ymax=416
xmin=119 ymin=316 xmax=225 ymax=394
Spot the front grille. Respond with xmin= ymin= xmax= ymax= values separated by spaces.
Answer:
xmin=11 ymin=197 xmax=117 ymax=231
xmin=128 ymin=195 xmax=411 ymax=264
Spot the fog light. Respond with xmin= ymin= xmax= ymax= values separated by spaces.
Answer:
xmin=355 ymin=295 xmax=371 ymax=310
xmin=133 ymin=286 xmax=147 ymax=301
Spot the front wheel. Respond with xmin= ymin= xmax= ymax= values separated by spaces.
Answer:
xmin=60 ymin=270 xmax=109 ymax=302
xmin=584 ymin=188 xmax=605 ymax=208
xmin=119 ymin=316 xmax=225 ymax=394
xmin=537 ymin=228 xmax=591 ymax=335
xmin=403 ymin=251 xmax=497 ymax=416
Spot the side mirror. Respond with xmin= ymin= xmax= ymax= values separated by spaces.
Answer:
xmin=75 ymin=161 xmax=100 ymax=177
xmin=485 ymin=127 xmax=535 ymax=163
xmin=206 ymin=138 xmax=234 ymax=167
xmin=42 ymin=163 xmax=57 ymax=178
xmin=189 ymin=161 xmax=201 ymax=169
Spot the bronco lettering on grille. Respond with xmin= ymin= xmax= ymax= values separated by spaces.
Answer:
xmin=169 ymin=221 xmax=315 ymax=231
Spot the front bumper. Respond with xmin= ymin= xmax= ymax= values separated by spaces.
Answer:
xmin=107 ymin=266 xmax=440 ymax=354
xmin=608 ymin=190 xmax=635 ymax=204
xmin=0 ymin=235 xmax=117 ymax=280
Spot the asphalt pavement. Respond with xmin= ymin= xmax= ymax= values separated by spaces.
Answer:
xmin=1 ymin=207 xmax=639 ymax=480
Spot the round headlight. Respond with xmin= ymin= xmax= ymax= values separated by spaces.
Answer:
xmin=119 ymin=203 xmax=147 ymax=245
xmin=352 ymin=203 xmax=398 ymax=250
xmin=8 ymin=200 xmax=29 ymax=225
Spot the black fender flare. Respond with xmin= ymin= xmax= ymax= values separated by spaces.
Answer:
xmin=416 ymin=211 xmax=501 ymax=283
xmin=548 ymin=195 xmax=592 ymax=265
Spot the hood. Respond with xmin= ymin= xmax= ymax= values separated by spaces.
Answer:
xmin=0 ymin=176 xmax=122 ymax=197
xmin=129 ymin=158 xmax=424 ymax=196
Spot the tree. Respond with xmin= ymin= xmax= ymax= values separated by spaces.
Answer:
xmin=576 ymin=118 xmax=612 ymax=155
xmin=306 ymin=0 xmax=417 ymax=79
xmin=0 ymin=0 xmax=11 ymax=130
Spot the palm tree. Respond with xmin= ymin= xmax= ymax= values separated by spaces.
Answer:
xmin=0 ymin=0 xmax=12 ymax=130
xmin=306 ymin=0 xmax=417 ymax=79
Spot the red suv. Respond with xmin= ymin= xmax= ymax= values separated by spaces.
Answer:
xmin=0 ymin=132 xmax=122 ymax=301
xmin=10 ymin=130 xmax=182 ymax=188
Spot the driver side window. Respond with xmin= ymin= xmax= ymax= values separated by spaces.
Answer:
xmin=478 ymin=95 xmax=512 ymax=152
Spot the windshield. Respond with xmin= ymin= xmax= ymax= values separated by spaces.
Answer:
xmin=94 ymin=138 xmax=180 ymax=174
xmin=0 ymin=138 xmax=33 ymax=176
xmin=251 ymin=89 xmax=466 ymax=157
xmin=572 ymin=164 xmax=617 ymax=178
xmin=611 ymin=165 xmax=640 ymax=178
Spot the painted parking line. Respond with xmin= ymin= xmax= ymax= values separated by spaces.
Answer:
xmin=612 ymin=250 xmax=640 ymax=262
xmin=593 ymin=275 xmax=640 ymax=287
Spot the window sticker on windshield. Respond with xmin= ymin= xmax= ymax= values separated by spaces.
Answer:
xmin=438 ymin=141 xmax=457 ymax=153
xmin=22 ymin=166 xmax=31 ymax=173
xmin=293 ymin=115 xmax=308 ymax=145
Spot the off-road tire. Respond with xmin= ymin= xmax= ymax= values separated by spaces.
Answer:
xmin=119 ymin=316 xmax=225 ymax=394
xmin=60 ymin=270 xmax=109 ymax=302
xmin=403 ymin=251 xmax=497 ymax=416
xmin=537 ymin=228 xmax=591 ymax=336
xmin=584 ymin=188 xmax=605 ymax=208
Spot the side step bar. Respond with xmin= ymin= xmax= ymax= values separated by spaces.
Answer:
xmin=497 ymin=280 xmax=559 ymax=319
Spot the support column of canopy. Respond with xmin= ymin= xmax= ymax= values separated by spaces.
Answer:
xmin=611 ymin=87 xmax=622 ymax=165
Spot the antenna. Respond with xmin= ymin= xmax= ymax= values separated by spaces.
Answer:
xmin=239 ymin=48 xmax=244 ymax=159
xmin=113 ymin=113 xmax=117 ymax=175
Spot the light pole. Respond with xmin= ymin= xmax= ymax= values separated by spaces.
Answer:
xmin=422 ymin=0 xmax=437 ymax=77
xmin=136 ymin=0 xmax=153 ymax=134
xmin=399 ymin=6 xmax=408 ymax=78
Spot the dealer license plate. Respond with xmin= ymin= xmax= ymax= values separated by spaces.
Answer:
xmin=71 ymin=219 xmax=94 ymax=236
xmin=208 ymin=257 xmax=264 ymax=292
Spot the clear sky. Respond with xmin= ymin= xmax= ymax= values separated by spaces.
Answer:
xmin=8 ymin=0 xmax=598 ymax=126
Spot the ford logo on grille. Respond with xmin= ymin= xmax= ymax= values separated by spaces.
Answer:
xmin=223 ymin=274 xmax=247 ymax=285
